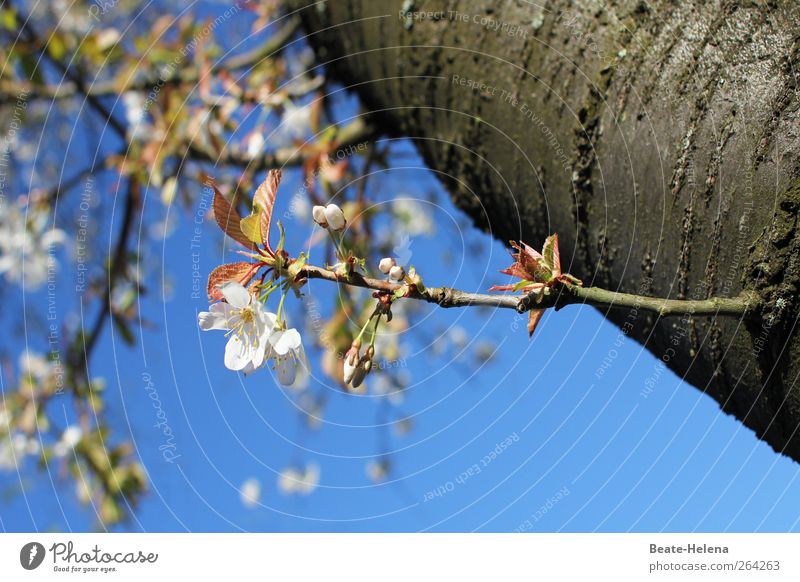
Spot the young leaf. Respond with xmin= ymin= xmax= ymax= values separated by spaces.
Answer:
xmin=210 ymin=181 xmax=256 ymax=250
xmin=542 ymin=234 xmax=561 ymax=277
xmin=240 ymin=212 xmax=263 ymax=244
xmin=527 ymin=309 xmax=544 ymax=339
xmin=253 ymin=169 xmax=282 ymax=249
xmin=207 ymin=262 xmax=259 ymax=301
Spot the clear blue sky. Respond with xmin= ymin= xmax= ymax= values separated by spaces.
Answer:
xmin=2 ymin=0 xmax=799 ymax=533
xmin=4 ymin=138 xmax=800 ymax=533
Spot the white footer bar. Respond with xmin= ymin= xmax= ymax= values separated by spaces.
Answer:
xmin=1 ymin=534 xmax=796 ymax=580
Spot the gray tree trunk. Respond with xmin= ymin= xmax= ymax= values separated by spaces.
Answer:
xmin=289 ymin=0 xmax=800 ymax=460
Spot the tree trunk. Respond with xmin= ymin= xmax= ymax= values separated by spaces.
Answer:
xmin=288 ymin=0 xmax=800 ymax=460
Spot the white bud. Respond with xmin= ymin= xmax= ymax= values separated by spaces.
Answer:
xmin=378 ymin=257 xmax=396 ymax=274
xmin=312 ymin=205 xmax=328 ymax=227
xmin=389 ymin=265 xmax=405 ymax=281
xmin=343 ymin=341 xmax=361 ymax=385
xmin=324 ymin=203 xmax=346 ymax=232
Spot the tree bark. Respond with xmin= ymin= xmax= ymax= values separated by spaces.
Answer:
xmin=288 ymin=0 xmax=800 ymax=460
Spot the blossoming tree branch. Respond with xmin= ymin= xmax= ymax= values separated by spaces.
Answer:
xmin=200 ymin=170 xmax=760 ymax=390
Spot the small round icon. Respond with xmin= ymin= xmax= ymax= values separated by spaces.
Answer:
xmin=20 ymin=542 xmax=46 ymax=570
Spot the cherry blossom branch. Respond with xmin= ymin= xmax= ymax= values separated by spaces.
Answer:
xmin=187 ymin=117 xmax=375 ymax=170
xmin=0 ymin=16 xmax=301 ymax=101
xmin=299 ymin=265 xmax=760 ymax=319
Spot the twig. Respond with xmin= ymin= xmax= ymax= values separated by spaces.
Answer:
xmin=299 ymin=265 xmax=760 ymax=319
xmin=187 ymin=117 xmax=375 ymax=170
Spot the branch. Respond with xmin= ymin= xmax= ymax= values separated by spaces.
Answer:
xmin=299 ymin=265 xmax=760 ymax=319
xmin=187 ymin=117 xmax=375 ymax=170
xmin=68 ymin=178 xmax=140 ymax=373
xmin=0 ymin=16 xmax=301 ymax=101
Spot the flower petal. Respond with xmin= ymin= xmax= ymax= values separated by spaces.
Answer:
xmin=275 ymin=356 xmax=297 ymax=386
xmin=198 ymin=303 xmax=236 ymax=331
xmin=270 ymin=328 xmax=301 ymax=356
xmin=224 ymin=335 xmax=251 ymax=371
xmin=220 ymin=282 xmax=251 ymax=309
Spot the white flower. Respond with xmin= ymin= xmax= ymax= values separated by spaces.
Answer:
xmin=0 ymin=433 xmax=40 ymax=471
xmin=96 ymin=28 xmax=121 ymax=51
xmin=0 ymin=203 xmax=65 ymax=291
xmin=20 ymin=351 xmax=53 ymax=382
xmin=266 ymin=328 xmax=309 ymax=387
xmin=312 ymin=205 xmax=328 ymax=227
xmin=240 ymin=478 xmax=261 ymax=508
xmin=389 ymin=265 xmax=405 ymax=281
xmin=392 ymin=197 xmax=434 ymax=236
xmin=279 ymin=100 xmax=312 ymax=141
xmin=342 ymin=340 xmax=361 ymax=385
xmin=323 ymin=204 xmax=346 ymax=232
xmin=448 ymin=326 xmax=468 ymax=350
xmin=246 ymin=132 xmax=265 ymax=159
xmin=378 ymin=257 xmax=396 ymax=274
xmin=122 ymin=91 xmax=151 ymax=141
xmin=53 ymin=425 xmax=82 ymax=458
xmin=277 ymin=462 xmax=319 ymax=495
xmin=198 ymin=283 xmax=276 ymax=373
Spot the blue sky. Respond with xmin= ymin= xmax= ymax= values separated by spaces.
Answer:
xmin=3 ymin=138 xmax=800 ymax=533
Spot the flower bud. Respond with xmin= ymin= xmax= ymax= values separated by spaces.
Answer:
xmin=324 ymin=203 xmax=346 ymax=232
xmin=350 ymin=364 xmax=367 ymax=388
xmin=312 ymin=205 xmax=328 ymax=228
xmin=389 ymin=265 xmax=405 ymax=281
xmin=362 ymin=346 xmax=375 ymax=373
xmin=343 ymin=340 xmax=361 ymax=385
xmin=378 ymin=257 xmax=396 ymax=274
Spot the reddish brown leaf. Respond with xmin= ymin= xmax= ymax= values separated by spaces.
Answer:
xmin=527 ymin=309 xmax=545 ymax=339
xmin=207 ymin=262 xmax=260 ymax=301
xmin=253 ymin=169 xmax=282 ymax=249
xmin=210 ymin=181 xmax=255 ymax=250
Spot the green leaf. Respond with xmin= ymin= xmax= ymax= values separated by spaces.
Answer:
xmin=513 ymin=279 xmax=533 ymax=292
xmin=1 ymin=8 xmax=17 ymax=31
xmin=275 ymin=220 xmax=286 ymax=254
xmin=240 ymin=212 xmax=263 ymax=244
xmin=287 ymin=253 xmax=307 ymax=280
xmin=48 ymin=34 xmax=68 ymax=60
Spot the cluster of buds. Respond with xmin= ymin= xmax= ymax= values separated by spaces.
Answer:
xmin=312 ymin=203 xmax=346 ymax=232
xmin=342 ymin=339 xmax=375 ymax=390
xmin=379 ymin=257 xmax=405 ymax=281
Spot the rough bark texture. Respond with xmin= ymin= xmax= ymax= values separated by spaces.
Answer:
xmin=288 ymin=0 xmax=800 ymax=460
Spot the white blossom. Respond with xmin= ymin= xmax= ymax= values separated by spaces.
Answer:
xmin=198 ymin=283 xmax=276 ymax=373
xmin=278 ymin=100 xmax=312 ymax=142
xmin=240 ymin=478 xmax=262 ymax=508
xmin=0 ymin=203 xmax=65 ymax=290
xmin=0 ymin=433 xmax=40 ymax=471
xmin=246 ymin=132 xmax=265 ymax=159
xmin=389 ymin=265 xmax=405 ymax=281
xmin=266 ymin=328 xmax=309 ymax=388
xmin=277 ymin=462 xmax=320 ymax=495
xmin=312 ymin=205 xmax=328 ymax=227
xmin=52 ymin=425 xmax=82 ymax=458
xmin=323 ymin=204 xmax=346 ymax=232
xmin=392 ymin=197 xmax=434 ymax=236
xmin=378 ymin=257 xmax=396 ymax=274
